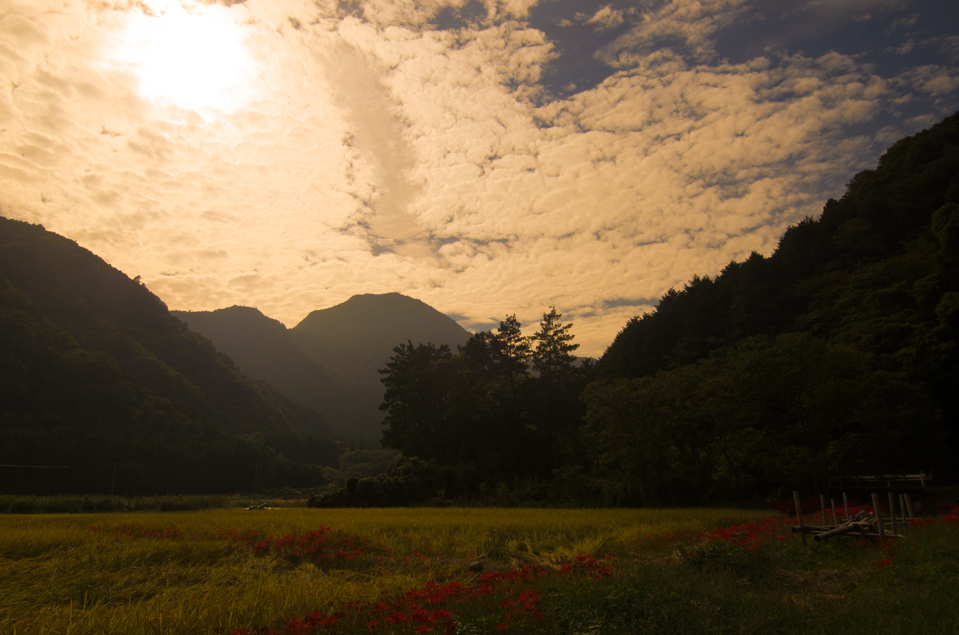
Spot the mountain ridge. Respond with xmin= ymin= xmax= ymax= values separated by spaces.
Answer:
xmin=173 ymin=293 xmax=472 ymax=436
xmin=0 ymin=217 xmax=337 ymax=494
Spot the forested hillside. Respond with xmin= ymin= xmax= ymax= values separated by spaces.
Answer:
xmin=597 ymin=112 xmax=959 ymax=383
xmin=585 ymin=111 xmax=959 ymax=504
xmin=317 ymin=111 xmax=959 ymax=508
xmin=0 ymin=219 xmax=337 ymax=494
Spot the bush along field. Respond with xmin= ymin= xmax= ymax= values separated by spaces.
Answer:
xmin=0 ymin=505 xmax=957 ymax=634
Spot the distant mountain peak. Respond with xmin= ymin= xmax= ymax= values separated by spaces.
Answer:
xmin=295 ymin=292 xmax=467 ymax=340
xmin=173 ymin=292 xmax=471 ymax=436
xmin=174 ymin=305 xmax=288 ymax=340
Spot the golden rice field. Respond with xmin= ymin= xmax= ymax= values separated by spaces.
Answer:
xmin=0 ymin=507 xmax=764 ymax=634
xmin=1 ymin=505 xmax=957 ymax=634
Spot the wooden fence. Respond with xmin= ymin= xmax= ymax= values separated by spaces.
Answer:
xmin=791 ymin=476 xmax=927 ymax=545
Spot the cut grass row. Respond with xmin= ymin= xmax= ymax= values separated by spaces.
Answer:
xmin=0 ymin=506 xmax=956 ymax=634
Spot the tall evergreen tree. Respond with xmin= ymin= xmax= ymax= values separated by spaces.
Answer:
xmin=526 ymin=308 xmax=586 ymax=475
xmin=493 ymin=314 xmax=531 ymax=393
xmin=379 ymin=341 xmax=457 ymax=462
xmin=531 ymin=307 xmax=578 ymax=379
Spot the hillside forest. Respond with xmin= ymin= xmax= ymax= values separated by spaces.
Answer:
xmin=0 ymin=219 xmax=339 ymax=494
xmin=2 ymin=111 xmax=958 ymax=505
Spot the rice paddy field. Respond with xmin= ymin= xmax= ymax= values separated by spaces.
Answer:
xmin=1 ymin=504 xmax=957 ymax=634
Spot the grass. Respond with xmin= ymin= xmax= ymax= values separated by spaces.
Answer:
xmin=0 ymin=505 xmax=956 ymax=634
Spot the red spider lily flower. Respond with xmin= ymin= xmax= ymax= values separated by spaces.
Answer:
xmin=876 ymin=558 xmax=892 ymax=567
xmin=386 ymin=612 xmax=410 ymax=624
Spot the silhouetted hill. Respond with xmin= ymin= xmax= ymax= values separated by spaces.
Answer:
xmin=595 ymin=110 xmax=959 ymax=470
xmin=174 ymin=293 xmax=472 ymax=436
xmin=293 ymin=293 xmax=471 ymax=435
xmin=172 ymin=305 xmax=368 ymax=434
xmin=293 ymin=292 xmax=471 ymax=379
xmin=598 ymin=111 xmax=959 ymax=378
xmin=0 ymin=218 xmax=337 ymax=494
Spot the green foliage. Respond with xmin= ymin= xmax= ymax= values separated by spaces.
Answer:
xmin=337 ymin=448 xmax=399 ymax=479
xmin=309 ymin=456 xmax=463 ymax=506
xmin=584 ymin=333 xmax=940 ymax=504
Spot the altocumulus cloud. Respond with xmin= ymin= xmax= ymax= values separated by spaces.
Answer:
xmin=0 ymin=0 xmax=956 ymax=356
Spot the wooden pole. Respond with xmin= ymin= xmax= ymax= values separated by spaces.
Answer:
xmin=842 ymin=491 xmax=850 ymax=521
xmin=899 ymin=494 xmax=908 ymax=535
xmin=904 ymin=493 xmax=915 ymax=520
xmin=871 ymin=493 xmax=885 ymax=540
xmin=820 ymin=494 xmax=827 ymax=526
xmin=830 ymin=498 xmax=838 ymax=524
xmin=887 ymin=491 xmax=897 ymax=537
xmin=793 ymin=491 xmax=806 ymax=546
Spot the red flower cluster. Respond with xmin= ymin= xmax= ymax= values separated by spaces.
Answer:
xmin=219 ymin=553 xmax=617 ymax=634
xmin=695 ymin=517 xmax=794 ymax=551
xmin=938 ymin=506 xmax=959 ymax=525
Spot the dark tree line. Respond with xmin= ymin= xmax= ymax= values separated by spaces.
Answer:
xmin=313 ymin=308 xmax=594 ymax=507
xmin=378 ymin=308 xmax=589 ymax=484
xmin=583 ymin=333 xmax=938 ymax=505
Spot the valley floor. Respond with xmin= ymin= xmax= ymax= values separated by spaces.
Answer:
xmin=0 ymin=505 xmax=957 ymax=634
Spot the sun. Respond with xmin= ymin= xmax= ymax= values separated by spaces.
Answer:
xmin=117 ymin=0 xmax=255 ymax=113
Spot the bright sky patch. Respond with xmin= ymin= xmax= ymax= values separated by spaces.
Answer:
xmin=1 ymin=0 xmax=957 ymax=356
xmin=117 ymin=0 xmax=254 ymax=112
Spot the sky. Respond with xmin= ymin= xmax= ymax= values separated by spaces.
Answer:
xmin=1 ymin=0 xmax=957 ymax=357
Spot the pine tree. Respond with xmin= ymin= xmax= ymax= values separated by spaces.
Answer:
xmin=531 ymin=307 xmax=578 ymax=379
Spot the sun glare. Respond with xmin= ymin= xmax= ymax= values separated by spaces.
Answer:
xmin=118 ymin=0 xmax=255 ymax=113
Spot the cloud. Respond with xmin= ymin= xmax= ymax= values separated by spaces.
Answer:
xmin=932 ymin=35 xmax=959 ymax=64
xmin=893 ymin=65 xmax=959 ymax=97
xmin=599 ymin=0 xmax=749 ymax=65
xmin=585 ymin=6 xmax=625 ymax=32
xmin=1 ymin=0 xmax=956 ymax=358
xmin=318 ymin=31 xmax=429 ymax=257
